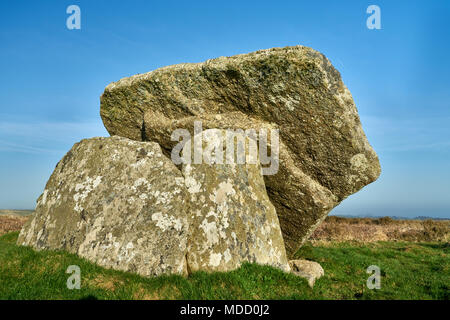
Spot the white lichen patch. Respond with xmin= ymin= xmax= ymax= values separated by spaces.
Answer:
xmin=132 ymin=177 xmax=151 ymax=191
xmin=139 ymin=193 xmax=148 ymax=200
xmin=73 ymin=176 xmax=103 ymax=213
xmin=223 ymin=248 xmax=232 ymax=263
xmin=185 ymin=175 xmax=202 ymax=194
xmin=209 ymin=252 xmax=222 ymax=267
xmin=152 ymin=212 xmax=184 ymax=232
xmin=174 ymin=177 xmax=185 ymax=187
xmin=111 ymin=150 xmax=120 ymax=161
xmin=211 ymin=180 xmax=236 ymax=204
xmin=199 ymin=218 xmax=220 ymax=246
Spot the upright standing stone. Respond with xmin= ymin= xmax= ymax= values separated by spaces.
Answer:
xmin=182 ymin=129 xmax=290 ymax=272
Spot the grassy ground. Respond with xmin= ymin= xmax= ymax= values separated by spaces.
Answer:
xmin=1 ymin=232 xmax=448 ymax=300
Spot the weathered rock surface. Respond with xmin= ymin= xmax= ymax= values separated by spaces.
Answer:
xmin=18 ymin=134 xmax=292 ymax=276
xmin=100 ymin=46 xmax=381 ymax=256
xmin=17 ymin=136 xmax=190 ymax=277
xmin=289 ymin=259 xmax=324 ymax=287
xmin=183 ymin=129 xmax=290 ymax=272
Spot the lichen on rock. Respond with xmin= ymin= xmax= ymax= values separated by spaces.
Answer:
xmin=18 ymin=136 xmax=190 ymax=277
xmin=100 ymin=46 xmax=381 ymax=256
xmin=182 ymin=129 xmax=290 ymax=272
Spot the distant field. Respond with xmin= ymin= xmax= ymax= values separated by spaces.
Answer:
xmin=0 ymin=232 xmax=448 ymax=300
xmin=0 ymin=215 xmax=28 ymax=236
xmin=0 ymin=210 xmax=33 ymax=217
xmin=2 ymin=213 xmax=448 ymax=242
xmin=311 ymin=216 xmax=449 ymax=243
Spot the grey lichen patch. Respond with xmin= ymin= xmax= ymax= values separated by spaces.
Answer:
xmin=17 ymin=136 xmax=190 ymax=277
xmin=183 ymin=129 xmax=290 ymax=273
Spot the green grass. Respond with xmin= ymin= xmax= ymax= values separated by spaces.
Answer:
xmin=0 ymin=232 xmax=448 ymax=300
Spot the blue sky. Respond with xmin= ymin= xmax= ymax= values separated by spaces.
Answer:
xmin=0 ymin=1 xmax=449 ymax=218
